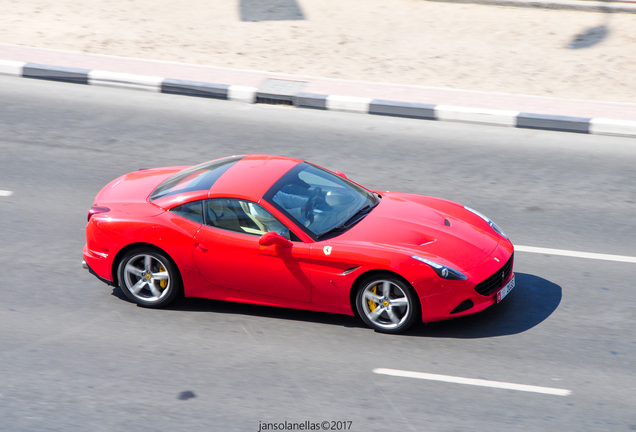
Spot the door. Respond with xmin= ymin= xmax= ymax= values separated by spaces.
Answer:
xmin=192 ymin=198 xmax=311 ymax=303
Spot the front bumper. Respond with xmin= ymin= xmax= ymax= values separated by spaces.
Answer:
xmin=415 ymin=246 xmax=515 ymax=323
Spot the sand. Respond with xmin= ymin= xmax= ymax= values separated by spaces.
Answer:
xmin=1 ymin=0 xmax=635 ymax=103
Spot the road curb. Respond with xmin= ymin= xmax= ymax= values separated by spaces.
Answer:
xmin=2 ymin=60 xmax=636 ymax=138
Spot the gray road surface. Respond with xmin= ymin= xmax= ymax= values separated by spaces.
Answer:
xmin=1 ymin=76 xmax=635 ymax=431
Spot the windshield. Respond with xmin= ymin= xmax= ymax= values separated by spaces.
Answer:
xmin=149 ymin=156 xmax=244 ymax=201
xmin=263 ymin=163 xmax=380 ymax=240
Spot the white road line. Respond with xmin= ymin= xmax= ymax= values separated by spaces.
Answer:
xmin=0 ymin=190 xmax=13 ymax=197
xmin=373 ymin=368 xmax=572 ymax=396
xmin=515 ymin=245 xmax=636 ymax=264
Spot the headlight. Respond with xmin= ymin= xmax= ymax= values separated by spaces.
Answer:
xmin=463 ymin=206 xmax=507 ymax=239
xmin=411 ymin=256 xmax=467 ymax=280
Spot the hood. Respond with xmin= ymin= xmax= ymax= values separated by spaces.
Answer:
xmin=336 ymin=192 xmax=500 ymax=271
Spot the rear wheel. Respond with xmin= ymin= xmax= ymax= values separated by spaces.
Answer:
xmin=117 ymin=248 xmax=181 ymax=308
xmin=356 ymin=275 xmax=420 ymax=333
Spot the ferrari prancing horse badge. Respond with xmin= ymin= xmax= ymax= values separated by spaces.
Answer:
xmin=323 ymin=246 xmax=332 ymax=256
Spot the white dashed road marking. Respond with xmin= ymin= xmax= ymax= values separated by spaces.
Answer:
xmin=515 ymin=245 xmax=636 ymax=264
xmin=373 ymin=368 xmax=572 ymax=396
xmin=0 ymin=190 xmax=13 ymax=197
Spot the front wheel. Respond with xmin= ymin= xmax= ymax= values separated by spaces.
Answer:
xmin=117 ymin=248 xmax=181 ymax=308
xmin=356 ymin=275 xmax=420 ymax=334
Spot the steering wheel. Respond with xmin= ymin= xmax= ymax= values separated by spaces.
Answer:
xmin=303 ymin=187 xmax=323 ymax=222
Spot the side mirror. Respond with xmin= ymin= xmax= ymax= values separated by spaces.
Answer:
xmin=335 ymin=171 xmax=349 ymax=180
xmin=259 ymin=231 xmax=293 ymax=248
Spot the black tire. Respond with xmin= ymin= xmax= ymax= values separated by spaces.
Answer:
xmin=117 ymin=247 xmax=182 ymax=308
xmin=355 ymin=274 xmax=420 ymax=334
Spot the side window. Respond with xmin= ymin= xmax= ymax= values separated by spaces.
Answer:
xmin=205 ymin=198 xmax=296 ymax=240
xmin=169 ymin=200 xmax=204 ymax=224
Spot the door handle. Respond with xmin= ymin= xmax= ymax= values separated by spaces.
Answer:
xmin=195 ymin=243 xmax=209 ymax=252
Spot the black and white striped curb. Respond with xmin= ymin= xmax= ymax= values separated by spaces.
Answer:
xmin=2 ymin=60 xmax=635 ymax=137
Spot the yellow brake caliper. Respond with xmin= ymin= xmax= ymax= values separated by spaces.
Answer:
xmin=159 ymin=265 xmax=167 ymax=289
xmin=368 ymin=285 xmax=378 ymax=311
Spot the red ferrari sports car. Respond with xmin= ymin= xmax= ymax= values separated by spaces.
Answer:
xmin=83 ymin=155 xmax=514 ymax=333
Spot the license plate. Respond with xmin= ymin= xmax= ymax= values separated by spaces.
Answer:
xmin=497 ymin=275 xmax=515 ymax=303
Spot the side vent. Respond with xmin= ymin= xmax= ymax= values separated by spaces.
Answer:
xmin=342 ymin=267 xmax=360 ymax=275
xmin=450 ymin=299 xmax=474 ymax=314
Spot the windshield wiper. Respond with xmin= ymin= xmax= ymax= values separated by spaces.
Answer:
xmin=344 ymin=203 xmax=374 ymax=226
xmin=316 ymin=203 xmax=376 ymax=240
xmin=316 ymin=224 xmax=349 ymax=240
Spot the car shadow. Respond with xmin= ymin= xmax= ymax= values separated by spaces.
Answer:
xmin=110 ymin=272 xmax=560 ymax=337
xmin=403 ymin=273 xmax=562 ymax=338
xmin=111 ymin=285 xmax=366 ymax=328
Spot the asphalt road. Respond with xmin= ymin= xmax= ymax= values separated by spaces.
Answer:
xmin=1 ymin=75 xmax=635 ymax=432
